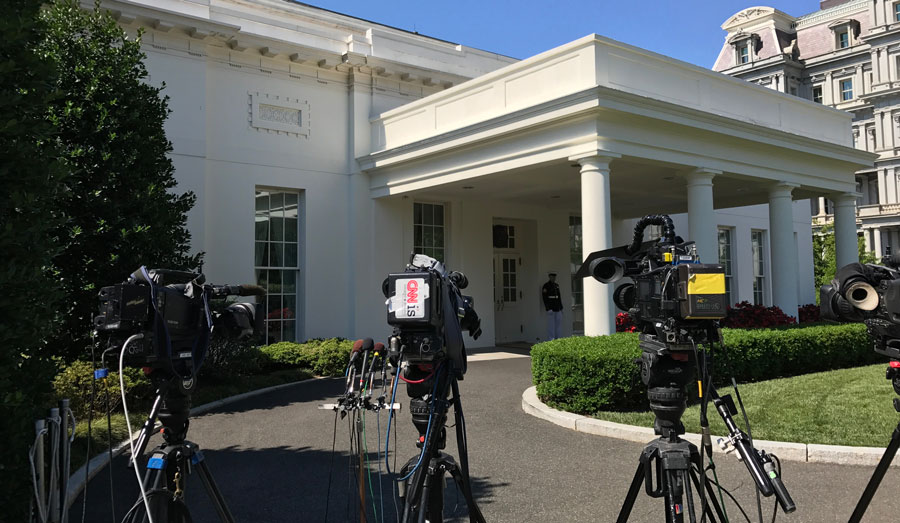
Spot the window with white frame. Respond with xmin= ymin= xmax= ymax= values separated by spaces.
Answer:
xmin=838 ymin=30 xmax=850 ymax=49
xmin=812 ymin=86 xmax=823 ymax=103
xmin=751 ymin=230 xmax=767 ymax=306
xmin=414 ymin=202 xmax=445 ymax=261
xmin=895 ymin=1 xmax=900 ymax=22
xmin=738 ymin=43 xmax=750 ymax=64
xmin=840 ymin=79 xmax=854 ymax=101
xmin=255 ymin=189 xmax=301 ymax=343
xmin=718 ymin=228 xmax=735 ymax=307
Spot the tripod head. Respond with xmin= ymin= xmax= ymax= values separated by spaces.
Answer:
xmin=639 ymin=335 xmax=697 ymax=440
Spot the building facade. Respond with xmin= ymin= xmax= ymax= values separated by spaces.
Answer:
xmin=714 ymin=0 xmax=900 ymax=257
xmin=106 ymin=0 xmax=871 ymax=346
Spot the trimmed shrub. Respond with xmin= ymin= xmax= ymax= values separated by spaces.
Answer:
xmin=52 ymin=360 xmax=152 ymax=419
xmin=531 ymin=323 xmax=875 ymax=415
xmin=260 ymin=338 xmax=352 ymax=377
xmin=200 ymin=338 xmax=268 ymax=382
xmin=531 ymin=334 xmax=642 ymax=414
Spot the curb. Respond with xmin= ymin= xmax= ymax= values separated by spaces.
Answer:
xmin=522 ymin=386 xmax=900 ymax=467
xmin=66 ymin=376 xmax=328 ymax=508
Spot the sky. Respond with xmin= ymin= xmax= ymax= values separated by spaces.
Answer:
xmin=296 ymin=0 xmax=824 ymax=68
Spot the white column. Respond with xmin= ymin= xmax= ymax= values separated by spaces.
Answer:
xmin=833 ymin=192 xmax=860 ymax=268
xmin=685 ymin=168 xmax=720 ymax=264
xmin=817 ymin=196 xmax=827 ymax=216
xmin=879 ymin=168 xmax=888 ymax=204
xmin=875 ymin=227 xmax=884 ymax=258
xmin=864 ymin=228 xmax=873 ymax=251
xmin=572 ymin=152 xmax=620 ymax=336
xmin=768 ymin=183 xmax=800 ymax=319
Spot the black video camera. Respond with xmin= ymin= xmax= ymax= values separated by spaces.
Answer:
xmin=94 ymin=267 xmax=265 ymax=378
xmin=382 ymin=254 xmax=481 ymax=379
xmin=577 ymin=214 xmax=726 ymax=347
xmin=821 ymin=259 xmax=900 ymax=359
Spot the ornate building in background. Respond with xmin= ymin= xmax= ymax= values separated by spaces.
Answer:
xmin=715 ymin=0 xmax=900 ymax=257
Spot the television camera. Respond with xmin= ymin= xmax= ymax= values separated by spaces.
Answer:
xmin=579 ymin=214 xmax=793 ymax=522
xmin=820 ymin=257 xmax=900 ymax=522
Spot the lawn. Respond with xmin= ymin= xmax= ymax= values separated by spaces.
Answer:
xmin=592 ymin=363 xmax=900 ymax=447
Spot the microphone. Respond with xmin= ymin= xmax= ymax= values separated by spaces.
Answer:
xmin=348 ymin=339 xmax=364 ymax=366
xmin=358 ymin=338 xmax=374 ymax=390
xmin=712 ymin=391 xmax=774 ymax=497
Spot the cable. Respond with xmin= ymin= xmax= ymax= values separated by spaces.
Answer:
xmin=384 ymin=362 xmax=402 ymax=475
xmin=100 ymin=347 xmax=117 ymax=523
xmin=119 ymin=334 xmax=154 ymax=523
xmin=363 ymin=409 xmax=378 ymax=522
xmin=396 ymin=364 xmax=443 ymax=482
xmin=732 ymin=378 xmax=763 ymax=523
xmin=701 ymin=472 xmax=753 ymax=523
xmin=82 ymin=333 xmax=97 ymax=523
xmin=29 ymin=427 xmax=50 ymax=523
xmin=376 ymin=403 xmax=385 ymax=523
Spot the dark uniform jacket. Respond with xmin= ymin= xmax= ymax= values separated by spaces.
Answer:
xmin=542 ymin=281 xmax=563 ymax=312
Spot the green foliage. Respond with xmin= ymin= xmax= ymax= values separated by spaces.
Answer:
xmin=51 ymin=360 xmax=152 ymax=419
xmin=531 ymin=334 xmax=642 ymax=414
xmin=39 ymin=1 xmax=201 ymax=360
xmin=531 ymin=324 xmax=877 ymax=415
xmin=0 ymin=1 xmax=65 ymax=518
xmin=200 ymin=338 xmax=269 ymax=382
xmin=812 ymin=224 xmax=877 ymax=303
xmin=260 ymin=338 xmax=353 ymax=376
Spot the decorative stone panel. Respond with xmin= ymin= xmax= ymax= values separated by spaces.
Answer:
xmin=249 ymin=92 xmax=310 ymax=138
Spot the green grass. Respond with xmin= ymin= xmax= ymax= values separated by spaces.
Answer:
xmin=69 ymin=368 xmax=313 ymax=469
xmin=592 ymin=363 xmax=899 ymax=447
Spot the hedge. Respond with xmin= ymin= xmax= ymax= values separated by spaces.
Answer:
xmin=532 ymin=323 xmax=877 ymax=415
xmin=259 ymin=338 xmax=352 ymax=377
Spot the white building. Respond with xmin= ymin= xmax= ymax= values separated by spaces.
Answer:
xmin=107 ymin=0 xmax=873 ymax=347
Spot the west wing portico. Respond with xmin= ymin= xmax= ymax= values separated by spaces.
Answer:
xmin=358 ymin=35 xmax=874 ymax=338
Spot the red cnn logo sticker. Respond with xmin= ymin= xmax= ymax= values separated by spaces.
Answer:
xmin=406 ymin=280 xmax=419 ymax=304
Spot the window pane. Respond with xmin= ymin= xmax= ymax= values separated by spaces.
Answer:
xmin=284 ymin=192 xmax=298 ymax=211
xmin=434 ymin=206 xmax=444 ymax=226
xmin=423 ymin=227 xmax=434 ymax=248
xmin=284 ymin=217 xmax=298 ymax=242
xmin=283 ymin=270 xmax=296 ymax=294
xmin=434 ymin=227 xmax=444 ymax=249
xmin=283 ymin=294 xmax=296 ymax=320
xmin=255 ymin=191 xmax=269 ymax=212
xmin=433 ymin=248 xmax=444 ymax=262
xmin=270 ymin=242 xmax=283 ymax=267
xmin=267 ymin=293 xmax=283 ymax=316
xmin=255 ymin=241 xmax=268 ymax=267
xmin=282 ymin=320 xmax=296 ymax=342
xmin=268 ymin=270 xmax=282 ymax=294
xmin=284 ymin=243 xmax=298 ymax=268
xmin=255 ymin=216 xmax=268 ymax=241
xmin=414 ymin=203 xmax=422 ymax=225
xmin=270 ymin=192 xmax=284 ymax=216
xmin=414 ymin=227 xmax=423 ymax=249
xmin=271 ymin=216 xmax=284 ymax=242
xmin=423 ymin=204 xmax=433 ymax=226
xmin=256 ymin=269 xmax=268 ymax=290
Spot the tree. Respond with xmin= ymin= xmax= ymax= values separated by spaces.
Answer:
xmin=40 ymin=1 xmax=201 ymax=360
xmin=812 ymin=224 xmax=877 ymax=302
xmin=0 ymin=1 xmax=65 ymax=519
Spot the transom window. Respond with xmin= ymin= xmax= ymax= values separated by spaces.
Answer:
xmin=255 ymin=189 xmax=300 ymax=343
xmin=812 ymin=86 xmax=823 ymax=103
xmin=492 ymin=224 xmax=516 ymax=249
xmin=840 ymin=79 xmax=854 ymax=101
xmin=414 ymin=202 xmax=445 ymax=261
xmin=718 ymin=228 xmax=735 ymax=307
xmin=751 ymin=230 xmax=767 ymax=306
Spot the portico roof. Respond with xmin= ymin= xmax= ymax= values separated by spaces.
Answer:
xmin=358 ymin=34 xmax=875 ymax=218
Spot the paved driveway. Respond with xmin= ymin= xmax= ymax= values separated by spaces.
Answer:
xmin=73 ymin=347 xmax=900 ymax=522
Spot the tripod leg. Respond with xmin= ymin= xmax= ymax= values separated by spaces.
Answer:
xmin=664 ymin=470 xmax=684 ymax=523
xmin=682 ymin=469 xmax=697 ymax=523
xmin=417 ymin=464 xmax=435 ymax=523
xmin=617 ymin=462 xmax=648 ymax=523
xmin=849 ymin=422 xmax=900 ymax=523
xmin=195 ymin=460 xmax=236 ymax=523
xmin=690 ymin=468 xmax=724 ymax=523
xmin=446 ymin=463 xmax=486 ymax=523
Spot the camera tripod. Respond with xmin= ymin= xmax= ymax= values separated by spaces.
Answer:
xmin=849 ymin=360 xmax=900 ymax=523
xmin=123 ymin=375 xmax=234 ymax=523
xmin=397 ymin=364 xmax=485 ymax=523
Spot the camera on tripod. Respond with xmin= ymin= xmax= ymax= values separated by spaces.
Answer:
xmin=578 ymin=214 xmax=727 ymax=347
xmin=94 ymin=267 xmax=264 ymax=377
xmin=820 ymin=258 xmax=900 ymax=359
xmin=382 ymin=253 xmax=482 ymax=378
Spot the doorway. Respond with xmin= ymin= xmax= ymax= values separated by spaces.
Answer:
xmin=492 ymin=220 xmax=526 ymax=345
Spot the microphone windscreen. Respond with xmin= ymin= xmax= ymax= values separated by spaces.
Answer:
xmin=351 ymin=339 xmax=364 ymax=352
xmin=362 ymin=338 xmax=375 ymax=351
xmin=374 ymin=342 xmax=385 ymax=352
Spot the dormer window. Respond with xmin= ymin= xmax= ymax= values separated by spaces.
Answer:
xmin=728 ymin=32 xmax=759 ymax=67
xmin=828 ymin=19 xmax=860 ymax=51
xmin=813 ymin=86 xmax=823 ymax=103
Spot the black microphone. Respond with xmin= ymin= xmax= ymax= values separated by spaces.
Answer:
xmin=712 ymin=391 xmax=774 ymax=497
xmin=358 ymin=338 xmax=374 ymax=390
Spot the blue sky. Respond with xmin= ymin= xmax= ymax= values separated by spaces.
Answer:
xmin=299 ymin=0 xmax=822 ymax=68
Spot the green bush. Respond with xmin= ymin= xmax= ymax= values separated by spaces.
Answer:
xmin=531 ymin=323 xmax=876 ymax=415
xmin=200 ymin=338 xmax=269 ymax=382
xmin=52 ymin=360 xmax=153 ymax=420
xmin=260 ymin=338 xmax=352 ymax=377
